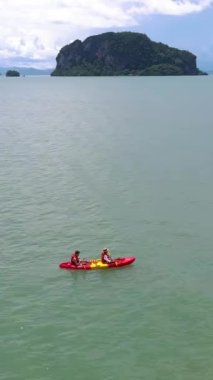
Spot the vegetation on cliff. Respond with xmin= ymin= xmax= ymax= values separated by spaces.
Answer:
xmin=51 ymin=32 xmax=206 ymax=76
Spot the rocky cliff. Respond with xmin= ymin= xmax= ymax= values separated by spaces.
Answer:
xmin=51 ymin=32 xmax=205 ymax=76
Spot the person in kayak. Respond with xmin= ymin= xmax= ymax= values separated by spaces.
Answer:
xmin=101 ymin=248 xmax=113 ymax=263
xmin=70 ymin=250 xmax=81 ymax=266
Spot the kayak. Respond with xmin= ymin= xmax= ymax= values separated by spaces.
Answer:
xmin=59 ymin=256 xmax=136 ymax=270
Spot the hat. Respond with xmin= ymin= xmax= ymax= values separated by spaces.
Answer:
xmin=103 ymin=248 xmax=108 ymax=252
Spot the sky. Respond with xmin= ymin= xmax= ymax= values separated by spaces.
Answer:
xmin=0 ymin=0 xmax=213 ymax=70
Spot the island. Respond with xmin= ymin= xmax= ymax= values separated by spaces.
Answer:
xmin=6 ymin=70 xmax=20 ymax=77
xmin=51 ymin=31 xmax=206 ymax=76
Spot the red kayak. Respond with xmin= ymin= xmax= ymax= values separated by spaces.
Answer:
xmin=59 ymin=256 xmax=136 ymax=270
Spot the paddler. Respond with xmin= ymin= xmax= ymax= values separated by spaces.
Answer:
xmin=70 ymin=250 xmax=81 ymax=266
xmin=101 ymin=248 xmax=113 ymax=263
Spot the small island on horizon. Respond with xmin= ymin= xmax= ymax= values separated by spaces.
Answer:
xmin=6 ymin=70 xmax=20 ymax=77
xmin=51 ymin=31 xmax=207 ymax=77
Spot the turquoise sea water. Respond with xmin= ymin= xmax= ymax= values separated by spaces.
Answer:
xmin=0 ymin=75 xmax=213 ymax=380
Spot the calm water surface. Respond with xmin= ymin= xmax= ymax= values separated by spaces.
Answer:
xmin=0 ymin=75 xmax=213 ymax=380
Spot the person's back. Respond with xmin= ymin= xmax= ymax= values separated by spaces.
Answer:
xmin=70 ymin=250 xmax=80 ymax=266
xmin=101 ymin=248 xmax=112 ymax=263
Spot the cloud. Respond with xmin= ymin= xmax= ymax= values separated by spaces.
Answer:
xmin=0 ymin=0 xmax=212 ymax=67
xmin=128 ymin=0 xmax=213 ymax=15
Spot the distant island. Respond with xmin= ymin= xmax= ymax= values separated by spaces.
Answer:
xmin=6 ymin=70 xmax=20 ymax=77
xmin=51 ymin=31 xmax=207 ymax=76
xmin=0 ymin=67 xmax=53 ymax=76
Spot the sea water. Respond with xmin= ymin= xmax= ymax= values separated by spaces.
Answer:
xmin=0 ymin=75 xmax=213 ymax=380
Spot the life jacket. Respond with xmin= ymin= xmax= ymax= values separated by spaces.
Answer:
xmin=71 ymin=253 xmax=80 ymax=265
xmin=101 ymin=250 xmax=111 ymax=263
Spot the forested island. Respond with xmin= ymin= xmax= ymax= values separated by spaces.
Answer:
xmin=51 ymin=31 xmax=206 ymax=76
xmin=6 ymin=70 xmax=20 ymax=77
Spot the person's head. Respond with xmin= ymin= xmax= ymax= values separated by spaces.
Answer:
xmin=75 ymin=250 xmax=80 ymax=255
xmin=103 ymin=248 xmax=108 ymax=252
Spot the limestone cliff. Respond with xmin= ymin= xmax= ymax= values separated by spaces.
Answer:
xmin=51 ymin=32 xmax=206 ymax=76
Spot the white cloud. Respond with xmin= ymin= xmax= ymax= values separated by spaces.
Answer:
xmin=0 ymin=0 xmax=212 ymax=67
xmin=128 ymin=0 xmax=213 ymax=16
